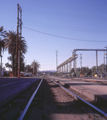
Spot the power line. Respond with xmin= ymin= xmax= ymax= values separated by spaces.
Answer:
xmin=23 ymin=26 xmax=107 ymax=42
xmin=24 ymin=22 xmax=107 ymax=33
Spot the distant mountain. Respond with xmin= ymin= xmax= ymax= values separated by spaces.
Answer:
xmin=38 ymin=70 xmax=56 ymax=73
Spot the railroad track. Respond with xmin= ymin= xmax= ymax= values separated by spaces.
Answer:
xmin=0 ymin=78 xmax=107 ymax=120
xmin=18 ymin=79 xmax=43 ymax=120
xmin=50 ymin=79 xmax=107 ymax=118
xmin=0 ymin=78 xmax=43 ymax=120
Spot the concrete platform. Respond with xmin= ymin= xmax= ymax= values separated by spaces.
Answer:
xmin=72 ymin=77 xmax=107 ymax=85
xmin=48 ymin=76 xmax=107 ymax=104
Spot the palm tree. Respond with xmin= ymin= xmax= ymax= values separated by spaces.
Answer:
xmin=0 ymin=26 xmax=6 ymax=38
xmin=4 ymin=31 xmax=16 ymax=75
xmin=0 ymin=26 xmax=5 ymax=72
xmin=4 ymin=31 xmax=27 ymax=76
xmin=0 ymin=38 xmax=4 ymax=56
xmin=0 ymin=26 xmax=5 ymax=55
xmin=0 ymin=38 xmax=4 ymax=74
xmin=31 ymin=60 xmax=40 ymax=76
xmin=0 ymin=26 xmax=4 ymax=36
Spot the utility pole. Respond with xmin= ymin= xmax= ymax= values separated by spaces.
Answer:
xmin=16 ymin=3 xmax=22 ymax=77
xmin=104 ymin=46 xmax=107 ymax=75
xmin=80 ymin=54 xmax=82 ymax=68
xmin=96 ymin=50 xmax=98 ymax=74
xmin=15 ymin=4 xmax=19 ymax=77
xmin=18 ymin=5 xmax=22 ymax=78
xmin=104 ymin=51 xmax=105 ymax=74
xmin=73 ymin=50 xmax=77 ymax=72
xmin=56 ymin=50 xmax=58 ymax=72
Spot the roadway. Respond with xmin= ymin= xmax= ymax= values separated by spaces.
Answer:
xmin=0 ymin=78 xmax=39 ymax=106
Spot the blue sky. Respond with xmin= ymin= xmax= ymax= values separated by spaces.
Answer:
xmin=0 ymin=0 xmax=107 ymax=71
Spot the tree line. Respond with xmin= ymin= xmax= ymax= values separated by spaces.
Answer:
xmin=70 ymin=64 xmax=106 ymax=77
xmin=0 ymin=26 xmax=40 ymax=76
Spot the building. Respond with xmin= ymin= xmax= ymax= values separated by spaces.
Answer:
xmin=0 ymin=66 xmax=6 ymax=76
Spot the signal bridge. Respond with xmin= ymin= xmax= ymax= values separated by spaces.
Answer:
xmin=57 ymin=48 xmax=107 ymax=74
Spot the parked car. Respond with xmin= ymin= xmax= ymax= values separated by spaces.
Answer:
xmin=23 ymin=73 xmax=33 ymax=77
xmin=24 ymin=73 xmax=28 ymax=77
xmin=10 ymin=72 xmax=25 ymax=77
xmin=20 ymin=72 xmax=25 ymax=77
xmin=28 ymin=73 xmax=33 ymax=77
xmin=10 ymin=73 xmax=13 ymax=77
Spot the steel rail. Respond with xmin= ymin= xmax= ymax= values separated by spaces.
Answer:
xmin=18 ymin=78 xmax=43 ymax=120
xmin=51 ymin=79 xmax=107 ymax=117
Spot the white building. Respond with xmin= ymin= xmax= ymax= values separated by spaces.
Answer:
xmin=0 ymin=66 xmax=6 ymax=76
